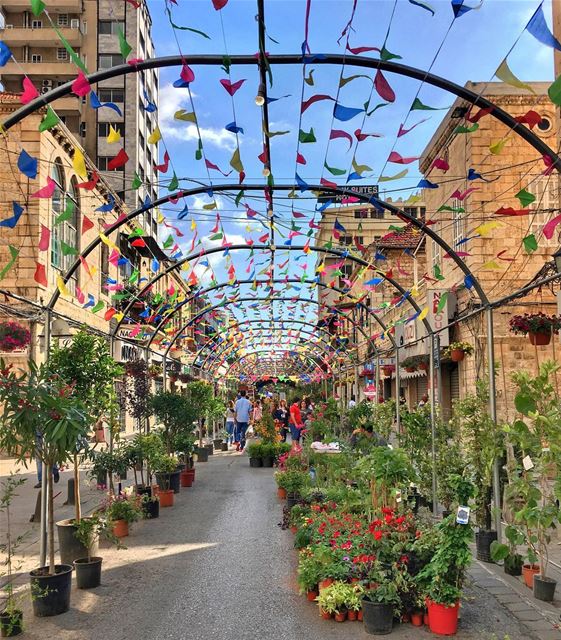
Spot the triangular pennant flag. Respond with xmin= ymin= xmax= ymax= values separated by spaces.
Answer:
xmin=17 ymin=149 xmax=38 ymax=179
xmin=0 ymin=246 xmax=19 ymax=280
xmin=117 ymin=27 xmax=132 ymax=59
xmin=495 ymin=59 xmax=535 ymax=94
xmin=38 ymin=106 xmax=59 ymax=132
xmin=107 ymin=125 xmax=121 ymax=143
xmin=72 ymin=147 xmax=87 ymax=178
xmin=0 ymin=202 xmax=24 ymax=229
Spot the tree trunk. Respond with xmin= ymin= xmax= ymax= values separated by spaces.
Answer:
xmin=47 ymin=465 xmax=55 ymax=574
xmin=74 ymin=453 xmax=81 ymax=522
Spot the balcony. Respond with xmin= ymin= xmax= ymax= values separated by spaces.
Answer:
xmin=0 ymin=60 xmax=78 ymax=78
xmin=1 ymin=0 xmax=83 ymax=12
xmin=0 ymin=27 xmax=83 ymax=47
xmin=52 ymin=96 xmax=82 ymax=114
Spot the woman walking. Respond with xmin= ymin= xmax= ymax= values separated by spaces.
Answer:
xmin=225 ymin=400 xmax=236 ymax=447
xmin=273 ymin=399 xmax=290 ymax=442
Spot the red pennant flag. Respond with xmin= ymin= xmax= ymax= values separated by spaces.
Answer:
xmin=21 ymin=77 xmax=39 ymax=105
xmin=131 ymin=238 xmax=146 ymax=247
xmin=374 ymin=70 xmax=395 ymax=102
xmin=466 ymin=106 xmax=493 ymax=123
xmin=108 ymin=148 xmax=129 ymax=170
xmin=388 ymin=151 xmax=419 ymax=165
xmin=31 ymin=177 xmax=56 ymax=199
xmin=38 ymin=224 xmax=50 ymax=251
xmin=155 ymin=151 xmax=170 ymax=173
xmin=494 ymin=207 xmax=530 ymax=216
xmin=296 ymin=153 xmax=307 ymax=165
xmin=220 ymin=78 xmax=245 ymax=95
xmin=34 ymin=262 xmax=47 ymax=287
xmin=76 ymin=171 xmax=100 ymax=190
xmin=104 ymin=308 xmax=117 ymax=321
xmin=514 ymin=110 xmax=542 ymax=129
xmin=81 ymin=215 xmax=94 ymax=234
xmin=71 ymin=71 xmax=91 ymax=97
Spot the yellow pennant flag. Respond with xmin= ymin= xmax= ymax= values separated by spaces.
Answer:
xmin=481 ymin=260 xmax=503 ymax=270
xmin=174 ymin=110 xmax=197 ymax=123
xmin=495 ymin=59 xmax=536 ymax=94
xmin=379 ymin=169 xmax=408 ymax=182
xmin=99 ymin=233 xmax=118 ymax=251
xmin=190 ymin=219 xmax=197 ymax=231
xmin=418 ymin=306 xmax=429 ymax=322
xmin=148 ymin=126 xmax=162 ymax=145
xmin=489 ymin=139 xmax=507 ymax=155
xmin=203 ymin=202 xmax=217 ymax=210
xmin=72 ymin=147 xmax=87 ymax=178
xmin=113 ymin=312 xmax=124 ymax=323
xmin=474 ymin=221 xmax=502 ymax=236
xmin=107 ymin=125 xmax=121 ymax=144
xmin=57 ymin=274 xmax=70 ymax=297
xmin=156 ymin=211 xmax=165 ymax=224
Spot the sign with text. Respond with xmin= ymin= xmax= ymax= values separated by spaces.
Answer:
xmin=427 ymin=290 xmax=454 ymax=347
xmin=317 ymin=184 xmax=379 ymax=205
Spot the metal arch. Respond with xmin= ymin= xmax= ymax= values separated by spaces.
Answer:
xmin=147 ymin=277 xmax=396 ymax=350
xmin=219 ymin=350 xmax=329 ymax=379
xmin=161 ymin=296 xmax=373 ymax=361
xmin=4 ymin=55 xmax=560 ymax=173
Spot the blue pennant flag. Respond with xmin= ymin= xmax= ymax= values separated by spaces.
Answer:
xmin=225 ymin=121 xmax=244 ymax=134
xmin=374 ymin=251 xmax=386 ymax=261
xmin=464 ymin=274 xmax=474 ymax=289
xmin=177 ymin=203 xmax=189 ymax=220
xmin=95 ymin=194 xmax=115 ymax=212
xmin=83 ymin=294 xmax=95 ymax=309
xmin=526 ymin=4 xmax=561 ymax=51
xmin=417 ymin=179 xmax=439 ymax=189
xmin=90 ymin=92 xmax=122 ymax=116
xmin=365 ymin=278 xmax=383 ymax=286
xmin=295 ymin=173 xmax=309 ymax=192
xmin=141 ymin=88 xmax=157 ymax=112
xmin=151 ymin=258 xmax=160 ymax=272
xmin=0 ymin=202 xmax=24 ymax=229
xmin=333 ymin=103 xmax=364 ymax=122
xmin=334 ymin=218 xmax=347 ymax=234
xmin=317 ymin=200 xmax=332 ymax=212
xmin=0 ymin=42 xmax=12 ymax=66
xmin=17 ymin=149 xmax=38 ymax=179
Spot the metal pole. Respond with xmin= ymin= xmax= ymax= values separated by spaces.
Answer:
xmin=436 ymin=334 xmax=443 ymax=406
xmin=429 ymin=333 xmax=438 ymax=517
xmin=395 ymin=346 xmax=401 ymax=438
xmin=39 ymin=309 xmax=51 ymax=568
xmin=487 ymin=307 xmax=501 ymax=538
xmin=163 ymin=354 xmax=168 ymax=392
xmin=144 ymin=346 xmax=150 ymax=433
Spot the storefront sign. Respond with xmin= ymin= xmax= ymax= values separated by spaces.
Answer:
xmin=427 ymin=289 xmax=455 ymax=347
xmin=317 ymin=184 xmax=379 ymax=204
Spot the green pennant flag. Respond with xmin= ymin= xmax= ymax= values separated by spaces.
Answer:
xmin=299 ymin=128 xmax=316 ymax=143
xmin=365 ymin=101 xmax=388 ymax=116
xmin=265 ymin=127 xmax=290 ymax=138
xmin=436 ymin=291 xmax=448 ymax=313
xmin=437 ymin=205 xmax=465 ymax=213
xmin=168 ymin=173 xmax=179 ymax=191
xmin=515 ymin=188 xmax=536 ymax=207
xmin=339 ymin=74 xmax=370 ymax=88
xmin=324 ymin=238 xmax=333 ymax=250
xmin=195 ymin=139 xmax=203 ymax=160
xmin=0 ymin=245 xmax=19 ymax=280
xmin=55 ymin=199 xmax=75 ymax=225
xmin=117 ymin=28 xmax=132 ymax=60
xmin=210 ymin=231 xmax=224 ymax=241
xmin=411 ymin=97 xmax=450 ymax=111
xmin=230 ymin=147 xmax=244 ymax=173
xmin=130 ymin=227 xmax=144 ymax=237
xmin=38 ymin=106 xmax=60 ymax=132
xmin=129 ymin=269 xmax=140 ymax=284
xmin=352 ymin=157 xmax=372 ymax=175
xmin=380 ymin=46 xmax=401 ymax=61
xmin=30 ymin=0 xmax=45 ymax=16
xmin=60 ymin=242 xmax=78 ymax=256
xmin=235 ymin=190 xmax=245 ymax=206
xmin=165 ymin=7 xmax=211 ymax=39
xmin=454 ymin=123 xmax=479 ymax=134
xmin=152 ymin=293 xmax=163 ymax=305
xmin=91 ymin=301 xmax=104 ymax=313
xmin=523 ymin=234 xmax=538 ymax=253
xmin=131 ymin=172 xmax=142 ymax=190
xmin=324 ymin=161 xmax=346 ymax=176
xmin=163 ymin=235 xmax=174 ymax=249
xmin=548 ymin=74 xmax=561 ymax=106
xmin=52 ymin=24 xmax=88 ymax=73
xmin=433 ymin=264 xmax=445 ymax=281
xmin=221 ymin=55 xmax=231 ymax=74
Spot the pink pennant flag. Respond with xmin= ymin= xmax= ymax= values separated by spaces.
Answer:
xmin=374 ymin=70 xmax=395 ymax=102
xmin=205 ymin=159 xmax=231 ymax=176
xmin=450 ymin=187 xmax=479 ymax=201
xmin=71 ymin=71 xmax=91 ymax=97
xmin=388 ymin=151 xmax=419 ymax=165
xmin=301 ymin=94 xmax=334 ymax=113
xmin=38 ymin=224 xmax=50 ymax=251
xmin=75 ymin=287 xmax=85 ymax=305
xmin=543 ymin=213 xmax=561 ymax=240
xmin=397 ymin=118 xmax=429 ymax=137
xmin=346 ymin=43 xmax=381 ymax=55
xmin=130 ymin=324 xmax=142 ymax=338
xmin=220 ymin=78 xmax=246 ymax=96
xmin=180 ymin=64 xmax=195 ymax=84
xmin=108 ymin=249 xmax=120 ymax=267
xmin=355 ymin=129 xmax=382 ymax=141
xmin=31 ymin=177 xmax=56 ymax=198
xmin=21 ymin=77 xmax=39 ymax=105
xmin=79 ymin=255 xmax=92 ymax=277
xmin=155 ymin=151 xmax=170 ymax=173
xmin=212 ymin=0 xmax=228 ymax=9
xmin=245 ymin=205 xmax=258 ymax=218
xmin=292 ymin=211 xmax=306 ymax=218
xmin=330 ymin=129 xmax=353 ymax=151
xmin=431 ymin=158 xmax=449 ymax=172
xmin=296 ymin=153 xmax=307 ymax=165
xmin=320 ymin=177 xmax=337 ymax=189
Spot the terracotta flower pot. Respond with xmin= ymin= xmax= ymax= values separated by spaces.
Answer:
xmin=411 ymin=611 xmax=424 ymax=626
xmin=522 ymin=563 xmax=540 ymax=588
xmin=277 ymin=487 xmax=287 ymax=499
xmin=418 ymin=362 xmax=429 ymax=371
xmin=319 ymin=578 xmax=334 ymax=591
xmin=180 ymin=471 xmax=193 ymax=488
xmin=306 ymin=590 xmax=318 ymax=601
xmin=334 ymin=611 xmax=347 ymax=622
xmin=450 ymin=348 xmax=465 ymax=362
xmin=159 ymin=489 xmax=174 ymax=508
xmin=529 ymin=331 xmax=551 ymax=346
xmin=112 ymin=519 xmax=129 ymax=538
xmin=320 ymin=608 xmax=332 ymax=620
xmin=348 ymin=610 xmax=358 ymax=621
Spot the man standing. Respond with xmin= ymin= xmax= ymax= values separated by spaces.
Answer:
xmin=234 ymin=390 xmax=252 ymax=452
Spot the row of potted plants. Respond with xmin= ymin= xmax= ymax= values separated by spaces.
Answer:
xmin=247 ymin=441 xmax=292 ymax=468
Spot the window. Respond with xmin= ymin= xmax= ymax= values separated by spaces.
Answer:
xmin=452 ymin=199 xmax=466 ymax=251
xmin=404 ymin=206 xmax=418 ymax=219
xmin=98 ymin=20 xmax=125 ymax=35
xmin=537 ymin=117 xmax=551 ymax=132
xmin=98 ymin=156 xmax=125 ymax=172
xmin=339 ymin=264 xmax=354 ymax=288
xmin=57 ymin=14 xmax=68 ymax=26
xmin=97 ymin=122 xmax=124 ymax=138
xmin=339 ymin=234 xmax=353 ymax=246
xmin=139 ymin=33 xmax=145 ymax=54
xmin=31 ymin=54 xmax=42 ymax=63
xmin=354 ymin=209 xmax=368 ymax=219
xmin=139 ymin=131 xmax=145 ymax=150
xmin=57 ymin=48 xmax=68 ymax=61
xmin=31 ymin=20 xmax=42 ymax=28
xmin=51 ymin=168 xmax=79 ymax=292
xmin=370 ymin=207 xmax=384 ymax=219
xmin=100 ymin=241 xmax=109 ymax=293
xmin=98 ymin=88 xmax=124 ymax=103
xmin=530 ymin=176 xmax=560 ymax=247
xmin=98 ymin=53 xmax=125 ymax=69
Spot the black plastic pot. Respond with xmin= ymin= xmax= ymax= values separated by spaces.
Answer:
xmin=262 ymin=456 xmax=274 ymax=468
xmin=56 ymin=518 xmax=99 ymax=566
xmin=30 ymin=564 xmax=73 ymax=617
xmin=221 ymin=442 xmax=228 ymax=451
xmin=534 ymin=575 xmax=557 ymax=602
xmin=362 ymin=599 xmax=393 ymax=635
xmin=143 ymin=498 xmax=160 ymax=519
xmin=213 ymin=439 xmax=223 ymax=450
xmin=442 ymin=509 xmax=451 ymax=519
xmin=136 ymin=485 xmax=152 ymax=497
xmin=504 ymin=554 xmax=523 ymax=576
xmin=155 ymin=471 xmax=181 ymax=494
xmin=286 ymin=493 xmax=300 ymax=510
xmin=197 ymin=448 xmax=209 ymax=462
xmin=0 ymin=609 xmax=23 ymax=637
xmin=96 ymin=471 xmax=107 ymax=487
xmin=74 ymin=557 xmax=102 ymax=589
xmin=249 ymin=457 xmax=263 ymax=468
xmin=205 ymin=444 xmax=214 ymax=456
xmin=476 ymin=530 xmax=498 ymax=563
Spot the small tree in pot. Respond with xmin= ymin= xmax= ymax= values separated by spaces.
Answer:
xmin=151 ymin=391 xmax=196 ymax=455
xmin=0 ymin=360 xmax=91 ymax=617
xmin=152 ymin=455 xmax=179 ymax=507
xmin=73 ymin=514 xmax=122 ymax=589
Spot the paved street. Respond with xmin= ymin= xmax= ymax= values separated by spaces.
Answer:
xmin=1 ymin=452 xmax=560 ymax=640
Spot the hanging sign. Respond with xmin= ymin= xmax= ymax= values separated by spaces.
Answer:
xmin=426 ymin=289 xmax=456 ymax=347
xmin=317 ymin=184 xmax=379 ymax=204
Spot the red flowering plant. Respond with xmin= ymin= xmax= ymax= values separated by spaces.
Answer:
xmin=509 ymin=313 xmax=561 ymax=336
xmin=0 ymin=321 xmax=31 ymax=352
xmin=366 ymin=507 xmax=418 ymax=567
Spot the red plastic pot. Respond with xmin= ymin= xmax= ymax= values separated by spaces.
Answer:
xmin=112 ymin=519 xmax=129 ymax=538
xmin=427 ymin=599 xmax=459 ymax=636
xmin=334 ymin=611 xmax=347 ymax=623
xmin=450 ymin=349 xmax=465 ymax=362
xmin=529 ymin=331 xmax=551 ymax=346
xmin=319 ymin=578 xmax=334 ymax=591
xmin=180 ymin=471 xmax=193 ymax=488
xmin=306 ymin=590 xmax=318 ymax=602
xmin=277 ymin=487 xmax=287 ymax=499
xmin=411 ymin=611 xmax=424 ymax=626
xmin=423 ymin=612 xmax=429 ymax=626
xmin=320 ymin=608 xmax=331 ymax=620
xmin=159 ymin=489 xmax=174 ymax=508
xmin=522 ymin=563 xmax=540 ymax=588
xmin=348 ymin=610 xmax=358 ymax=621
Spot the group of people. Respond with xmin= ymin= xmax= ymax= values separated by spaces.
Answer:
xmin=224 ymin=391 xmax=315 ymax=451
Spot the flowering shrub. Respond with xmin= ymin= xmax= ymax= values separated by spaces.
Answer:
xmin=509 ymin=313 xmax=561 ymax=336
xmin=0 ymin=322 xmax=31 ymax=352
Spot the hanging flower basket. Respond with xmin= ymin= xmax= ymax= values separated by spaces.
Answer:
xmin=0 ymin=321 xmax=31 ymax=352
xmin=383 ymin=365 xmax=395 ymax=377
xmin=443 ymin=341 xmax=474 ymax=363
xmin=509 ymin=313 xmax=561 ymax=346
xmin=401 ymin=354 xmax=429 ymax=373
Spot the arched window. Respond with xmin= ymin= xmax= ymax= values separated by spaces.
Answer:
xmin=50 ymin=159 xmax=65 ymax=269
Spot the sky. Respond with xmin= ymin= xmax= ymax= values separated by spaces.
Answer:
xmin=141 ymin=0 xmax=557 ymax=373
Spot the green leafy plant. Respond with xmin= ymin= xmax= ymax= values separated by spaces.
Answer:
xmin=355 ymin=447 xmax=414 ymax=509
xmin=317 ymin=581 xmax=355 ymax=614
xmin=274 ymin=469 xmax=308 ymax=495
xmin=443 ymin=341 xmax=474 ymax=358
xmin=490 ymin=524 xmax=525 ymax=572
xmin=297 ymin=552 xmax=323 ymax=593
xmin=363 ymin=565 xmax=402 ymax=613
xmin=246 ymin=442 xmax=263 ymax=459
xmin=151 ymin=391 xmax=197 ymax=454
xmin=104 ymin=496 xmax=142 ymax=525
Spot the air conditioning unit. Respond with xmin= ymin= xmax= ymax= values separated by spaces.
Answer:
xmin=40 ymin=86 xmax=51 ymax=94
xmin=70 ymin=19 xmax=79 ymax=29
xmin=42 ymin=79 xmax=52 ymax=88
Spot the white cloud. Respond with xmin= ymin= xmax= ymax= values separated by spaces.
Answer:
xmin=159 ymin=83 xmax=236 ymax=151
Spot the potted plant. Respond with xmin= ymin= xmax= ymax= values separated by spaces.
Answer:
xmin=247 ymin=442 xmax=263 ymax=468
xmin=355 ymin=447 xmax=414 ymax=510
xmin=443 ymin=341 xmax=474 ymax=363
xmin=260 ymin=442 xmax=276 ymax=468
xmin=346 ymin=583 xmax=365 ymax=622
xmin=151 ymin=391 xmax=197 ymax=456
xmin=362 ymin=568 xmax=401 ymax=634
xmin=140 ymin=492 xmax=160 ymax=519
xmin=0 ymin=321 xmax=30 ymax=353
xmin=382 ymin=364 xmax=395 ymax=377
xmin=401 ymin=356 xmax=418 ymax=373
xmin=152 ymin=455 xmax=179 ymax=507
xmin=317 ymin=581 xmax=353 ymax=623
xmin=0 ymin=475 xmax=27 ymax=637
xmin=0 ymin=359 xmax=91 ymax=617
xmin=509 ymin=313 xmax=561 ymax=346
xmin=490 ymin=525 xmax=525 ymax=576
xmin=73 ymin=515 xmax=107 ymax=589
xmin=105 ymin=495 xmax=142 ymax=538
xmin=504 ymin=361 xmax=561 ymax=601
xmin=297 ymin=552 xmax=323 ymax=601
xmin=276 ymin=470 xmax=308 ymax=508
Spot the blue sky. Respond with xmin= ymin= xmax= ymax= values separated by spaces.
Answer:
xmin=144 ymin=0 xmax=556 ymax=368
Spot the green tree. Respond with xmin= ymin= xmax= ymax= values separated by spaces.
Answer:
xmin=151 ymin=391 xmax=196 ymax=454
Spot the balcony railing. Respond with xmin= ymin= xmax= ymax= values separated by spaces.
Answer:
xmin=0 ymin=26 xmax=82 ymax=47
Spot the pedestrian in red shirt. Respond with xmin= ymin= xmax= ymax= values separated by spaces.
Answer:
xmin=289 ymin=397 xmax=304 ymax=443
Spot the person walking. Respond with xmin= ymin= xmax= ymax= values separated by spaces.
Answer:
xmin=273 ymin=399 xmax=289 ymax=442
xmin=225 ymin=401 xmax=236 ymax=447
xmin=234 ymin=390 xmax=252 ymax=452
xmin=289 ymin=396 xmax=304 ymax=444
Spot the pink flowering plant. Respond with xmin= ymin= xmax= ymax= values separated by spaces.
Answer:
xmin=509 ymin=313 xmax=561 ymax=336
xmin=0 ymin=322 xmax=31 ymax=352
